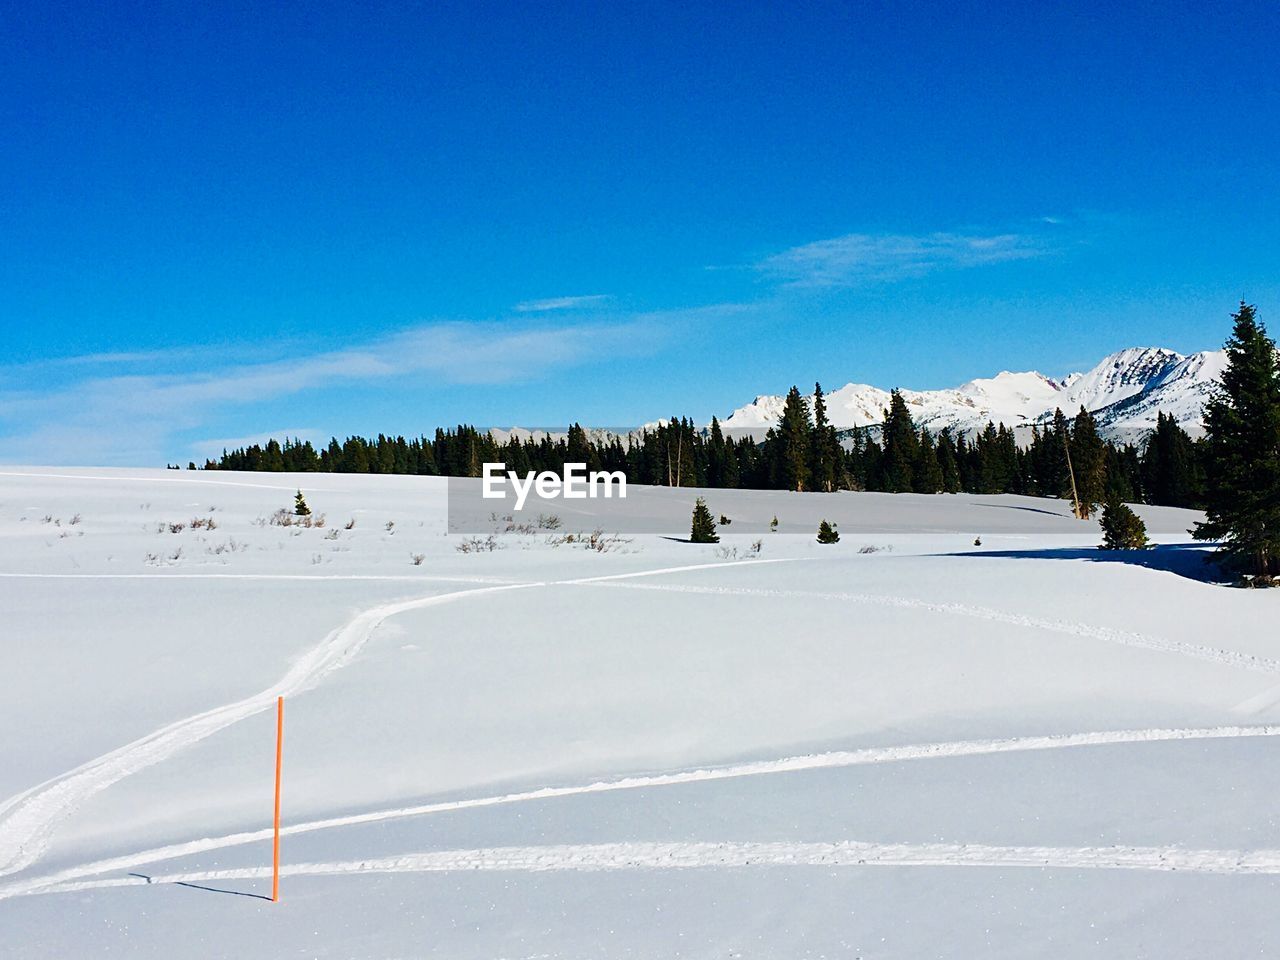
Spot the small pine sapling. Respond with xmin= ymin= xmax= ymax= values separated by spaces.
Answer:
xmin=816 ymin=519 xmax=840 ymax=544
xmin=1099 ymin=498 xmax=1149 ymax=550
xmin=690 ymin=498 xmax=719 ymax=543
xmin=294 ymin=490 xmax=312 ymax=517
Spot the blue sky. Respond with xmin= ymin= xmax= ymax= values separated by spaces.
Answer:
xmin=2 ymin=0 xmax=1278 ymax=464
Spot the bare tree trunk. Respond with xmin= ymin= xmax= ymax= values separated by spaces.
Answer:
xmin=1063 ymin=434 xmax=1084 ymax=520
xmin=676 ymin=432 xmax=683 ymax=488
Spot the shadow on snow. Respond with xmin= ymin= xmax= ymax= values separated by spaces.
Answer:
xmin=932 ymin=542 xmax=1232 ymax=585
xmin=129 ymin=873 xmax=272 ymax=902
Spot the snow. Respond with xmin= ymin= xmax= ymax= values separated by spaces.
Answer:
xmin=719 ymin=346 xmax=1226 ymax=439
xmin=1 ymin=467 xmax=1278 ymax=957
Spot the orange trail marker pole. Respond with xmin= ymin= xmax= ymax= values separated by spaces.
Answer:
xmin=272 ymin=695 xmax=284 ymax=903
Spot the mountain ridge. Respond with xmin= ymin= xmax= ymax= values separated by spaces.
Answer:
xmin=716 ymin=346 xmax=1224 ymax=441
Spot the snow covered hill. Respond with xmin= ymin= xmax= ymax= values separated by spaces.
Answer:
xmin=3 ymin=468 xmax=1280 ymax=958
xmin=721 ymin=347 xmax=1225 ymax=440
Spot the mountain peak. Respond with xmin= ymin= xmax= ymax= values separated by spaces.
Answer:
xmin=719 ymin=346 xmax=1220 ymax=439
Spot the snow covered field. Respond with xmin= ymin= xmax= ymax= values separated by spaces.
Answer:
xmin=1 ymin=467 xmax=1277 ymax=958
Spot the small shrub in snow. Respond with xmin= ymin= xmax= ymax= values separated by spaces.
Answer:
xmin=324 ymin=529 xmax=340 ymax=540
xmin=167 ymin=522 xmax=185 ymax=534
xmin=455 ymin=535 xmax=501 ymax=553
xmin=715 ymin=540 xmax=762 ymax=559
xmin=858 ymin=545 xmax=881 ymax=554
xmin=344 ymin=518 xmax=356 ymax=530
xmin=68 ymin=514 xmax=81 ymax=525
xmin=545 ymin=530 xmax=631 ymax=553
xmin=410 ymin=553 xmax=425 ymax=566
xmin=385 ymin=520 xmax=396 ymax=533
xmin=1099 ymin=499 xmax=1149 ymax=550
xmin=537 ymin=513 xmax=562 ymax=530
xmin=816 ymin=520 xmax=840 ymax=544
xmin=769 ymin=515 xmax=779 ymax=533
xmin=294 ymin=490 xmax=311 ymax=516
xmin=719 ymin=514 xmax=732 ymax=526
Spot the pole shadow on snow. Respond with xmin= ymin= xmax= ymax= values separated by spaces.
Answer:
xmin=129 ymin=872 xmax=272 ymax=902
xmin=974 ymin=502 xmax=1074 ymax=519
xmin=932 ymin=543 xmax=1231 ymax=585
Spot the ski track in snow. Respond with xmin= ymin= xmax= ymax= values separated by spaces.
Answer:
xmin=586 ymin=581 xmax=1280 ymax=675
xmin=4 ymin=724 xmax=1277 ymax=900
xmin=4 ymin=553 xmax=1280 ymax=902
xmin=0 ymin=558 xmax=784 ymax=893
xmin=0 ymin=581 xmax=541 ymax=883
xmin=26 ymin=839 xmax=1280 ymax=899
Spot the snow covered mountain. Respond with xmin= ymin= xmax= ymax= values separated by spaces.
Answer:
xmin=720 ymin=347 xmax=1224 ymax=440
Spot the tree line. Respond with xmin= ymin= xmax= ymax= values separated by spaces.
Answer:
xmin=203 ymin=398 xmax=1205 ymax=512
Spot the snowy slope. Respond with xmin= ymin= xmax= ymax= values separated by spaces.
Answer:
xmin=2 ymin=468 xmax=1279 ymax=958
xmin=719 ymin=346 xmax=1224 ymax=439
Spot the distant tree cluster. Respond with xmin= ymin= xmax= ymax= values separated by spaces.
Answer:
xmin=205 ymin=395 xmax=1207 ymax=514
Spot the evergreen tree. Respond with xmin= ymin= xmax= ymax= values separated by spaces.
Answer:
xmin=775 ymin=386 xmax=812 ymax=491
xmin=1103 ymin=443 xmax=1139 ymax=503
xmin=1142 ymin=412 xmax=1203 ymax=508
xmin=1068 ymin=406 xmax=1107 ymax=519
xmin=844 ymin=429 xmax=871 ymax=491
xmin=954 ymin=433 xmax=977 ymax=492
xmin=936 ymin=428 xmax=962 ymax=493
xmin=690 ymin=497 xmax=719 ymax=543
xmin=879 ymin=390 xmax=920 ymax=492
xmin=1193 ymin=302 xmax=1280 ymax=579
xmin=810 ymin=383 xmax=843 ymax=492
xmin=262 ymin=439 xmax=286 ymax=472
xmin=707 ymin=417 xmax=728 ymax=488
xmin=816 ymin=519 xmax=840 ymax=544
xmin=294 ymin=490 xmax=311 ymax=516
xmin=566 ymin=423 xmax=601 ymax=471
xmin=722 ymin=433 xmax=742 ymax=488
xmin=1099 ymin=497 xmax=1149 ymax=550
xmin=915 ymin=429 xmax=944 ymax=493
xmin=974 ymin=421 xmax=1013 ymax=493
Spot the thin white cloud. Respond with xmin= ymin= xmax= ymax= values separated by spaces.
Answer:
xmin=757 ymin=231 xmax=1047 ymax=288
xmin=514 ymin=294 xmax=613 ymax=312
xmin=0 ymin=318 xmax=669 ymax=466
